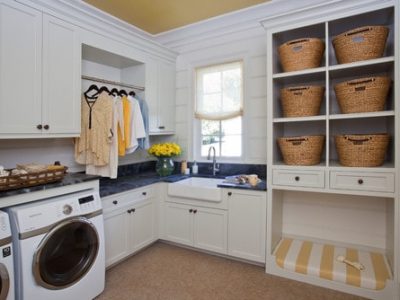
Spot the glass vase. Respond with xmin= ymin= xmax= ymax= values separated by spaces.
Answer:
xmin=156 ymin=157 xmax=174 ymax=177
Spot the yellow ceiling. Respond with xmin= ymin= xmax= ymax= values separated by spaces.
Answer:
xmin=84 ymin=0 xmax=269 ymax=34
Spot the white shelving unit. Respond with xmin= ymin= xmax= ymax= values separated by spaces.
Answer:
xmin=263 ymin=1 xmax=399 ymax=299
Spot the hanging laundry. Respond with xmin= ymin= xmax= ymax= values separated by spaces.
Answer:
xmin=126 ymin=95 xmax=146 ymax=154
xmin=75 ymin=91 xmax=113 ymax=166
xmin=118 ymin=96 xmax=131 ymax=156
xmin=136 ymin=97 xmax=150 ymax=150
xmin=86 ymin=95 xmax=124 ymax=178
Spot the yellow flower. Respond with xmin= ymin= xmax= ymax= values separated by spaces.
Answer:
xmin=148 ymin=142 xmax=181 ymax=158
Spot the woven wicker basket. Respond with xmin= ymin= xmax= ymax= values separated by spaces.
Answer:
xmin=332 ymin=26 xmax=389 ymax=64
xmin=0 ymin=167 xmax=67 ymax=192
xmin=281 ymin=86 xmax=325 ymax=117
xmin=278 ymin=135 xmax=325 ymax=165
xmin=278 ymin=38 xmax=325 ymax=72
xmin=335 ymin=134 xmax=389 ymax=167
xmin=334 ymin=76 xmax=391 ymax=113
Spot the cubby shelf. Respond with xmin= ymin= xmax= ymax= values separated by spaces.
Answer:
xmin=328 ymin=56 xmax=395 ymax=72
xmin=329 ymin=111 xmax=395 ymax=120
xmin=273 ymin=115 xmax=326 ymax=123
xmin=272 ymin=67 xmax=326 ymax=79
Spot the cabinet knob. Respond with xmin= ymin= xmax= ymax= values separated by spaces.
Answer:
xmin=36 ymin=124 xmax=43 ymax=130
xmin=295 ymin=176 xmax=300 ymax=181
xmin=127 ymin=209 xmax=132 ymax=214
xmin=189 ymin=209 xmax=193 ymax=213
xmin=43 ymin=124 xmax=50 ymax=130
xmin=358 ymin=179 xmax=364 ymax=185
xmin=228 ymin=192 xmax=232 ymax=196
xmin=142 ymin=192 xmax=147 ymax=196
xmin=112 ymin=200 xmax=118 ymax=205
xmin=158 ymin=126 xmax=165 ymax=130
xmin=132 ymin=208 xmax=136 ymax=213
xmin=193 ymin=209 xmax=197 ymax=214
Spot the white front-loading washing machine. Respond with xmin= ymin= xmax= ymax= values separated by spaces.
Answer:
xmin=0 ymin=211 xmax=14 ymax=300
xmin=7 ymin=190 xmax=105 ymax=300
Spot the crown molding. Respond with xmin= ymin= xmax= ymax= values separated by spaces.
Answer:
xmin=16 ymin=0 xmax=178 ymax=62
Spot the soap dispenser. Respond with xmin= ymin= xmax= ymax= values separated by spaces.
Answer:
xmin=192 ymin=161 xmax=198 ymax=174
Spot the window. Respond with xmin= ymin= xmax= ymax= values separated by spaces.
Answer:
xmin=195 ymin=61 xmax=243 ymax=158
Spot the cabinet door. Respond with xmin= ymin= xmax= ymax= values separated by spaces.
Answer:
xmin=42 ymin=14 xmax=81 ymax=135
xmin=157 ymin=61 xmax=176 ymax=133
xmin=0 ymin=1 xmax=42 ymax=134
xmin=193 ymin=207 xmax=227 ymax=254
xmin=228 ymin=191 xmax=266 ymax=263
xmin=103 ymin=208 xmax=131 ymax=267
xmin=145 ymin=59 xmax=159 ymax=133
xmin=130 ymin=199 xmax=155 ymax=252
xmin=164 ymin=202 xmax=193 ymax=246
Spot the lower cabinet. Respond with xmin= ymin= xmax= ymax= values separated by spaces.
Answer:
xmin=103 ymin=188 xmax=156 ymax=267
xmin=226 ymin=190 xmax=267 ymax=263
xmin=164 ymin=202 xmax=228 ymax=254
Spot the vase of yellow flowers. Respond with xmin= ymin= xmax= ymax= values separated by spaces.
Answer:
xmin=148 ymin=143 xmax=181 ymax=176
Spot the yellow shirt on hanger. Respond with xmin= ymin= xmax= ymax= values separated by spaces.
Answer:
xmin=118 ymin=96 xmax=131 ymax=156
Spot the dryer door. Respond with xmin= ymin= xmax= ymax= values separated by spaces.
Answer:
xmin=33 ymin=217 xmax=99 ymax=290
xmin=0 ymin=263 xmax=9 ymax=300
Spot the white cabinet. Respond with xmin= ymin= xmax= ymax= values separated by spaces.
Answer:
xmin=227 ymin=190 xmax=266 ymax=263
xmin=0 ymin=1 xmax=80 ymax=137
xmin=164 ymin=202 xmax=228 ymax=254
xmin=0 ymin=1 xmax=42 ymax=134
xmin=146 ymin=59 xmax=176 ymax=135
xmin=103 ymin=187 xmax=157 ymax=267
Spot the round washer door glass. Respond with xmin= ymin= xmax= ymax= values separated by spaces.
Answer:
xmin=0 ymin=263 xmax=10 ymax=300
xmin=33 ymin=217 xmax=99 ymax=289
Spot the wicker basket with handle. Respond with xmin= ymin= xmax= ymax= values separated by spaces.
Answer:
xmin=0 ymin=166 xmax=67 ymax=192
xmin=278 ymin=38 xmax=325 ymax=72
xmin=278 ymin=135 xmax=325 ymax=165
xmin=280 ymin=85 xmax=325 ymax=117
xmin=335 ymin=134 xmax=389 ymax=167
xmin=334 ymin=76 xmax=391 ymax=113
xmin=332 ymin=26 xmax=389 ymax=64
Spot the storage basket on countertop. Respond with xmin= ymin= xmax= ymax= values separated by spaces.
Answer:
xmin=278 ymin=38 xmax=325 ymax=72
xmin=332 ymin=26 xmax=389 ymax=64
xmin=280 ymin=85 xmax=325 ymax=117
xmin=0 ymin=166 xmax=67 ymax=192
xmin=278 ymin=135 xmax=325 ymax=166
xmin=335 ymin=134 xmax=389 ymax=167
xmin=334 ymin=76 xmax=391 ymax=113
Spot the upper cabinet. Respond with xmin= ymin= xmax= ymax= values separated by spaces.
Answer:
xmin=0 ymin=1 xmax=81 ymax=138
xmin=146 ymin=59 xmax=176 ymax=135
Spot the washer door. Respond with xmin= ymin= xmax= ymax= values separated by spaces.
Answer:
xmin=33 ymin=217 xmax=99 ymax=290
xmin=0 ymin=263 xmax=9 ymax=300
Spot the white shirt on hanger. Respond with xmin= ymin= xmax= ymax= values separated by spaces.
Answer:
xmin=86 ymin=95 xmax=124 ymax=178
xmin=126 ymin=95 xmax=146 ymax=154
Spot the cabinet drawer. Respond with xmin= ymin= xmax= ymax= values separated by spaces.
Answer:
xmin=272 ymin=169 xmax=325 ymax=188
xmin=330 ymin=171 xmax=395 ymax=193
xmin=102 ymin=187 xmax=154 ymax=211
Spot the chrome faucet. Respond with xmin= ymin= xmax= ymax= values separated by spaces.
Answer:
xmin=207 ymin=146 xmax=219 ymax=176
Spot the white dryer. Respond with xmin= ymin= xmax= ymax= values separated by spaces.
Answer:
xmin=0 ymin=211 xmax=14 ymax=300
xmin=7 ymin=190 xmax=105 ymax=300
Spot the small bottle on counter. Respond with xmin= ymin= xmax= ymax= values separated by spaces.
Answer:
xmin=192 ymin=161 xmax=198 ymax=174
xmin=180 ymin=160 xmax=187 ymax=174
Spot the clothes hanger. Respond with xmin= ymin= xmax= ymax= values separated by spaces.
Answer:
xmin=84 ymin=84 xmax=99 ymax=101
xmin=109 ymin=88 xmax=119 ymax=97
xmin=119 ymin=89 xmax=128 ymax=97
xmin=129 ymin=90 xmax=136 ymax=97
xmin=97 ymin=86 xmax=110 ymax=94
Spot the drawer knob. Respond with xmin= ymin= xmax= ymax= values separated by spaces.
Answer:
xmin=127 ymin=209 xmax=132 ymax=214
xmin=228 ymin=192 xmax=232 ymax=196
xmin=142 ymin=192 xmax=147 ymax=196
xmin=112 ymin=200 xmax=118 ymax=205
xmin=43 ymin=124 xmax=50 ymax=130
xmin=189 ymin=209 xmax=193 ymax=213
xmin=193 ymin=209 xmax=197 ymax=214
xmin=37 ymin=124 xmax=43 ymax=130
xmin=295 ymin=176 xmax=300 ymax=181
xmin=132 ymin=208 xmax=136 ymax=213
xmin=158 ymin=126 xmax=165 ymax=130
xmin=358 ymin=179 xmax=364 ymax=185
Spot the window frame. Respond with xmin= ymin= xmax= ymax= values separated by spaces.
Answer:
xmin=193 ymin=60 xmax=245 ymax=163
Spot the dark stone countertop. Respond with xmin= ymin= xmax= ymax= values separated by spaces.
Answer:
xmin=0 ymin=173 xmax=100 ymax=198
xmin=100 ymin=172 xmax=266 ymax=197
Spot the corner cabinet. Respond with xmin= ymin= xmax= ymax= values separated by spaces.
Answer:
xmin=0 ymin=1 xmax=80 ymax=138
xmin=263 ymin=1 xmax=399 ymax=300
xmin=146 ymin=59 xmax=176 ymax=135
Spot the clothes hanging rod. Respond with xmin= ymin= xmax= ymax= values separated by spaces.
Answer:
xmin=82 ymin=75 xmax=145 ymax=91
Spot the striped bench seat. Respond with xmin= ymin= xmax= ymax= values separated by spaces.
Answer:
xmin=274 ymin=238 xmax=391 ymax=290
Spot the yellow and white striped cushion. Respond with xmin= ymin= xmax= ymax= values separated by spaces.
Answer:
xmin=274 ymin=238 xmax=391 ymax=290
